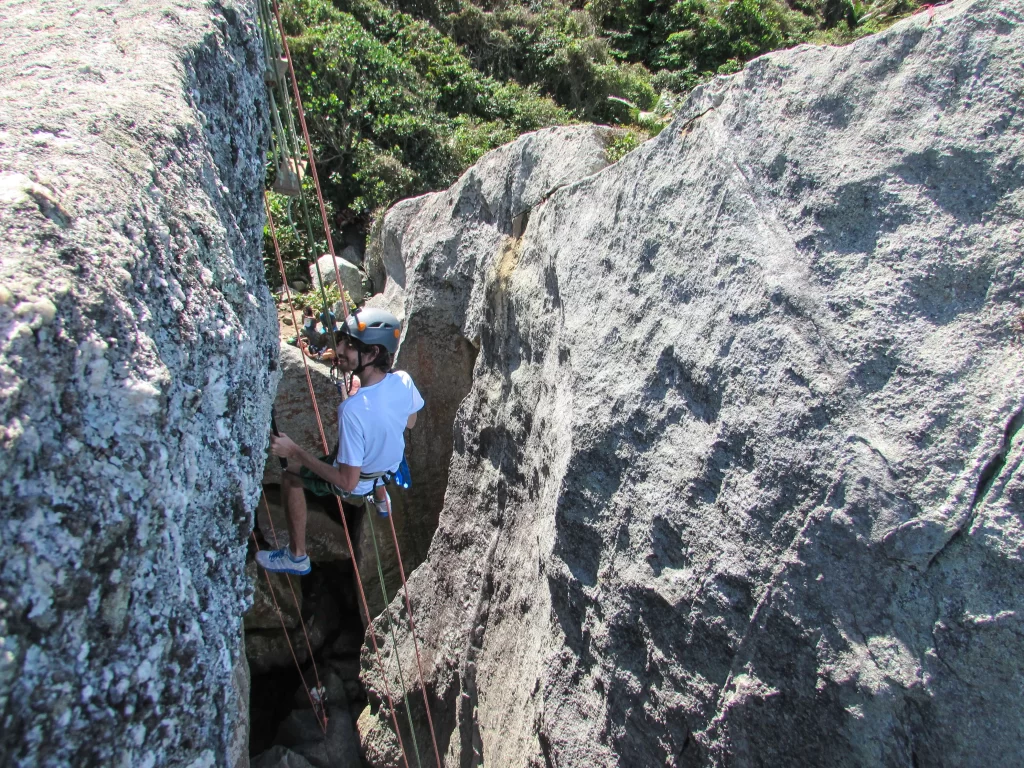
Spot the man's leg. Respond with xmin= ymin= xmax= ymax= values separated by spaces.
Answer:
xmin=281 ymin=466 xmax=308 ymax=557
xmin=256 ymin=468 xmax=312 ymax=575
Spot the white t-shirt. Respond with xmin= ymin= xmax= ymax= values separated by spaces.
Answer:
xmin=335 ymin=370 xmax=424 ymax=496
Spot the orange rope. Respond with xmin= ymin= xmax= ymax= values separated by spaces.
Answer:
xmin=265 ymin=192 xmax=328 ymax=450
xmin=384 ymin=495 xmax=443 ymax=767
xmin=264 ymin=171 xmax=411 ymax=768
xmin=266 ymin=5 xmax=443 ymax=762
xmin=259 ymin=493 xmax=327 ymax=724
xmin=250 ymin=528 xmax=327 ymax=732
xmin=271 ymin=0 xmax=350 ymax=324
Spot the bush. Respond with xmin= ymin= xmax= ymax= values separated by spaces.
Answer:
xmin=263 ymin=187 xmax=334 ymax=288
xmin=594 ymin=0 xmax=925 ymax=93
xmin=605 ymin=129 xmax=644 ymax=162
xmin=287 ymin=281 xmax=354 ymax=314
xmin=277 ymin=0 xmax=578 ymax=224
xmin=264 ymin=0 xmax=927 ymax=288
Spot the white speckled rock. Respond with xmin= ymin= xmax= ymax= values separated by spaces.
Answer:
xmin=0 ymin=1 xmax=273 ymax=765
xmin=359 ymin=1 xmax=1024 ymax=765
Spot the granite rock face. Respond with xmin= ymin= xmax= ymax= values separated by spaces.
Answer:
xmin=0 ymin=1 xmax=273 ymax=766
xmin=263 ymin=344 xmax=338 ymax=488
xmin=381 ymin=124 xmax=616 ymax=575
xmin=360 ymin=2 xmax=1024 ymax=765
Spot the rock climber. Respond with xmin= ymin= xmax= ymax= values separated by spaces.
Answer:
xmin=258 ymin=307 xmax=423 ymax=575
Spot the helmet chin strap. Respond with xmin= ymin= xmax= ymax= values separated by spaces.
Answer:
xmin=352 ymin=346 xmax=380 ymax=378
xmin=353 ymin=350 xmax=370 ymax=377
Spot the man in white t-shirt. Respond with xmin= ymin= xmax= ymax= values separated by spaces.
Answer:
xmin=258 ymin=308 xmax=424 ymax=575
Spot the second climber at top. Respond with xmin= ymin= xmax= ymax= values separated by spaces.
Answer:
xmin=258 ymin=307 xmax=424 ymax=575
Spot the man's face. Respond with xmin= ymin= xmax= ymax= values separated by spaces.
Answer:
xmin=334 ymin=336 xmax=362 ymax=372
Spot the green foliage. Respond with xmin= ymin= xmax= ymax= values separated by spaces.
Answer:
xmin=598 ymin=0 xmax=802 ymax=79
xmin=263 ymin=188 xmax=334 ymax=288
xmin=442 ymin=2 xmax=657 ymax=121
xmin=278 ymin=0 xmax=576 ymax=223
xmin=287 ymin=281 xmax=353 ymax=313
xmin=264 ymin=0 xmax=928 ymax=289
xmin=605 ymin=129 xmax=644 ymax=162
xmin=593 ymin=0 xmax=925 ymax=92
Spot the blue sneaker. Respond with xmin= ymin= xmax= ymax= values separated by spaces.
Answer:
xmin=256 ymin=547 xmax=311 ymax=575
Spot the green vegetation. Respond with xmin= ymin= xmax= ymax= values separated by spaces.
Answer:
xmin=265 ymin=0 xmax=927 ymax=287
xmin=605 ymin=129 xmax=644 ymax=163
xmin=288 ymin=281 xmax=353 ymax=313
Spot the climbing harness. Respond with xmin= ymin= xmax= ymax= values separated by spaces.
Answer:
xmin=257 ymin=3 xmax=443 ymax=764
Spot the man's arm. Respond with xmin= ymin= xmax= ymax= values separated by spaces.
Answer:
xmin=271 ymin=433 xmax=361 ymax=492
xmin=406 ymin=412 xmax=417 ymax=429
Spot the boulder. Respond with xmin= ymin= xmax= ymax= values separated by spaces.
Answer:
xmin=370 ymin=125 xmax=616 ymax=608
xmin=357 ymin=705 xmax=404 ymax=768
xmin=276 ymin=705 xmax=363 ymax=768
xmin=340 ymin=245 xmax=361 ymax=266
xmin=244 ymin=560 xmax=303 ymax=632
xmin=312 ymin=253 xmax=365 ymax=305
xmin=0 ymin=0 xmax=272 ymax=765
xmin=246 ymin=565 xmax=344 ymax=675
xmin=360 ymin=2 xmax=1024 ymax=766
xmin=250 ymin=745 xmax=316 ymax=768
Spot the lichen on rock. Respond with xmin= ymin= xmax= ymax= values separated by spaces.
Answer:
xmin=0 ymin=0 xmax=274 ymax=765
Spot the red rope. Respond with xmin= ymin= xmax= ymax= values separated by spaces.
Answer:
xmin=265 ymin=192 xmax=328 ymax=451
xmin=259 ymin=493 xmax=327 ymax=727
xmin=266 ymin=6 xmax=443 ymax=761
xmin=271 ymin=0 xmax=351 ymax=323
xmin=250 ymin=529 xmax=327 ymax=732
xmin=329 ymin=493 xmax=412 ymax=767
xmin=264 ymin=188 xmax=411 ymax=768
xmin=384 ymin=495 xmax=443 ymax=767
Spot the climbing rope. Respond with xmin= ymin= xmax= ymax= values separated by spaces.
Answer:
xmin=259 ymin=0 xmax=345 ymax=356
xmin=259 ymin=1 xmax=443 ymax=763
xmin=382 ymin=495 xmax=443 ymax=768
xmin=250 ymin=522 xmax=327 ymax=732
xmin=265 ymin=193 xmax=329 ymax=451
xmin=366 ymin=507 xmax=425 ymax=767
xmin=265 ymin=194 xmax=413 ymax=768
xmin=268 ymin=0 xmax=352 ymax=324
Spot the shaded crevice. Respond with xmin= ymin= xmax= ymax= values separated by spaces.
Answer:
xmin=926 ymin=407 xmax=1024 ymax=570
xmin=457 ymin=531 xmax=501 ymax=768
xmin=970 ymin=407 xmax=1024 ymax=510
xmin=246 ymin=492 xmax=369 ymax=763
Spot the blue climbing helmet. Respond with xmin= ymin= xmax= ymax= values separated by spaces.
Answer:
xmin=341 ymin=307 xmax=402 ymax=355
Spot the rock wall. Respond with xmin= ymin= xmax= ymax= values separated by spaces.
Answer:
xmin=382 ymin=125 xmax=617 ymax=570
xmin=0 ymin=1 xmax=273 ymax=766
xmin=360 ymin=1 xmax=1024 ymax=765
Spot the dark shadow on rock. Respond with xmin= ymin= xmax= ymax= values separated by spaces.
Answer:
xmin=812 ymin=177 xmax=912 ymax=255
xmin=648 ymin=346 xmax=722 ymax=424
xmin=400 ymin=313 xmax=479 ymax=569
xmin=896 ymin=147 xmax=1016 ymax=223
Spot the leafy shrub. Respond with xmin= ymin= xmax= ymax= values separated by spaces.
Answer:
xmin=263 ymin=187 xmax=335 ymax=288
xmin=264 ymin=0 xmax=927 ymax=288
xmin=287 ymin=281 xmax=355 ymax=314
